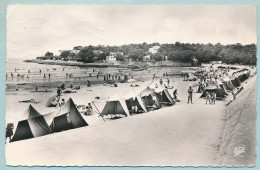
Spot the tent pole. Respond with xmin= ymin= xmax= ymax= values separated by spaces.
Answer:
xmin=92 ymin=102 xmax=105 ymax=122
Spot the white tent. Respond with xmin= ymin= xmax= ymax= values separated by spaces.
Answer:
xmin=100 ymin=93 xmax=130 ymax=117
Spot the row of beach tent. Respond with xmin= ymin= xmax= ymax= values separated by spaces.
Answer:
xmin=199 ymin=69 xmax=250 ymax=99
xmin=10 ymin=98 xmax=88 ymax=142
xmin=10 ymin=86 xmax=175 ymax=142
xmin=100 ymin=86 xmax=175 ymax=117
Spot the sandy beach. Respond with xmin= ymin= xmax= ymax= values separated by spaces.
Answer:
xmin=5 ymin=59 xmax=256 ymax=166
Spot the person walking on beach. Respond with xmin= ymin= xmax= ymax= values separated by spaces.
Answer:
xmin=35 ymin=86 xmax=38 ymax=92
xmin=187 ymin=86 xmax=193 ymax=104
xmin=205 ymin=91 xmax=210 ymax=104
xmin=48 ymin=73 xmax=51 ymax=79
xmin=97 ymin=74 xmax=99 ymax=80
xmin=43 ymin=73 xmax=46 ymax=79
xmin=167 ymin=78 xmax=170 ymax=85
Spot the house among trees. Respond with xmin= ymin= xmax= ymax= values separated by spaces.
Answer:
xmin=106 ymin=52 xmax=124 ymax=61
xmin=106 ymin=53 xmax=117 ymax=61
xmin=143 ymin=55 xmax=151 ymax=60
xmin=209 ymin=60 xmax=222 ymax=64
xmin=149 ymin=46 xmax=160 ymax=54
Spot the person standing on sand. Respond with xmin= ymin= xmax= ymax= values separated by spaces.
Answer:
xmin=57 ymin=87 xmax=61 ymax=97
xmin=187 ymin=86 xmax=193 ymax=104
xmin=97 ymin=74 xmax=99 ymax=80
xmin=211 ymin=92 xmax=216 ymax=105
xmin=87 ymin=80 xmax=91 ymax=87
xmin=167 ymin=78 xmax=170 ymax=85
xmin=35 ymin=86 xmax=38 ymax=92
xmin=43 ymin=73 xmax=46 ymax=79
xmin=6 ymin=123 xmax=13 ymax=143
xmin=159 ymin=79 xmax=163 ymax=85
xmin=205 ymin=91 xmax=210 ymax=104
xmin=49 ymin=73 xmax=51 ymax=79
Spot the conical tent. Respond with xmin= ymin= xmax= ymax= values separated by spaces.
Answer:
xmin=215 ymin=79 xmax=228 ymax=95
xmin=200 ymin=82 xmax=225 ymax=99
xmin=22 ymin=104 xmax=42 ymax=119
xmin=231 ymin=74 xmax=241 ymax=87
xmin=50 ymin=98 xmax=88 ymax=132
xmin=154 ymin=87 xmax=175 ymax=105
xmin=221 ymin=77 xmax=235 ymax=91
xmin=125 ymin=91 xmax=147 ymax=113
xmin=139 ymin=87 xmax=161 ymax=108
xmin=100 ymin=93 xmax=130 ymax=117
xmin=11 ymin=105 xmax=52 ymax=142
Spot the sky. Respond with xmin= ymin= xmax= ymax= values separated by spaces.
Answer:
xmin=6 ymin=5 xmax=257 ymax=59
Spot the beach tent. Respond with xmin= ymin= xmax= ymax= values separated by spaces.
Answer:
xmin=139 ymin=87 xmax=161 ymax=108
xmin=215 ymin=79 xmax=228 ymax=95
xmin=11 ymin=105 xmax=52 ymax=142
xmin=231 ymin=74 xmax=241 ymax=87
xmin=237 ymin=71 xmax=249 ymax=82
xmin=200 ymin=82 xmax=225 ymax=99
xmin=46 ymin=95 xmax=59 ymax=107
xmin=221 ymin=77 xmax=235 ymax=91
xmin=125 ymin=91 xmax=147 ymax=114
xmin=100 ymin=93 xmax=130 ymax=117
xmin=50 ymin=98 xmax=88 ymax=132
xmin=154 ymin=87 xmax=175 ymax=105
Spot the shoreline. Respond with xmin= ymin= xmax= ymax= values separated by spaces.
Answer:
xmin=23 ymin=59 xmax=192 ymax=68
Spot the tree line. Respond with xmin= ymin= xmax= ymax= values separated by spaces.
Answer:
xmin=43 ymin=42 xmax=256 ymax=65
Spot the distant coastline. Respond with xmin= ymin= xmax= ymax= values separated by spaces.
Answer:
xmin=23 ymin=59 xmax=192 ymax=68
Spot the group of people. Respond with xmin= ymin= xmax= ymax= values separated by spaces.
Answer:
xmin=83 ymin=103 xmax=93 ymax=116
xmin=205 ymin=91 xmax=216 ymax=105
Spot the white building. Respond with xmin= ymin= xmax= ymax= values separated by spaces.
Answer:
xmin=106 ymin=52 xmax=117 ymax=61
xmin=143 ymin=55 xmax=151 ymax=60
xmin=71 ymin=49 xmax=80 ymax=54
xmin=149 ymin=46 xmax=160 ymax=54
